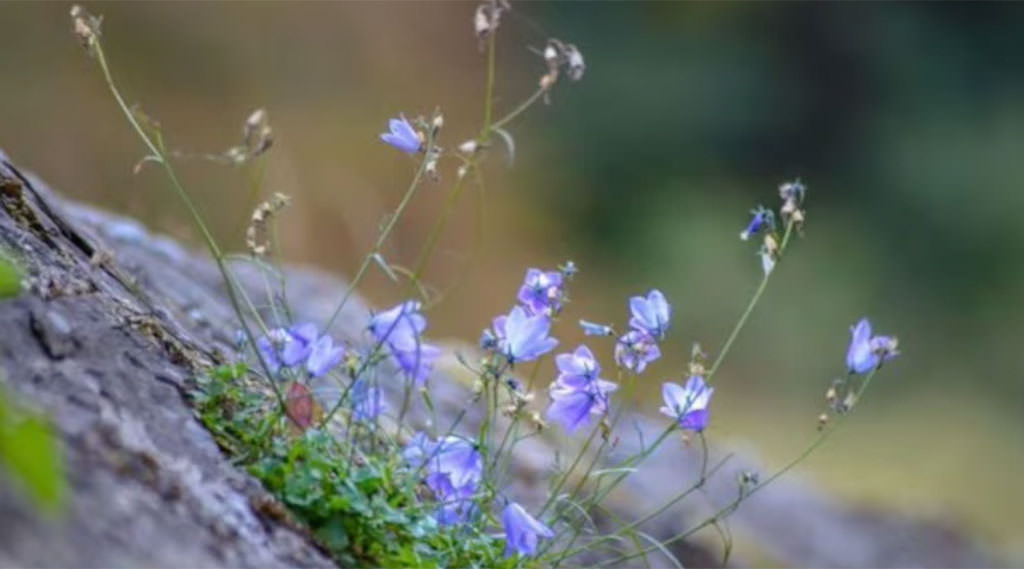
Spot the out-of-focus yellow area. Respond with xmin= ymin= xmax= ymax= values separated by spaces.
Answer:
xmin=2 ymin=2 xmax=1022 ymax=562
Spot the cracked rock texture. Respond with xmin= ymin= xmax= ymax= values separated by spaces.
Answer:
xmin=0 ymin=151 xmax=1001 ymax=568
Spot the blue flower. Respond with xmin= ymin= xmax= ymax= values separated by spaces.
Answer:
xmin=502 ymin=502 xmax=554 ymax=558
xmin=846 ymin=318 xmax=899 ymax=374
xmin=517 ymin=268 xmax=565 ymax=316
xmin=547 ymin=345 xmax=618 ymax=433
xmin=660 ymin=376 xmax=714 ymax=432
xmin=579 ymin=319 xmax=614 ymax=337
xmin=380 ymin=114 xmax=421 ymax=153
xmin=404 ymin=434 xmax=483 ymax=526
xmin=306 ymin=335 xmax=345 ymax=378
xmin=492 ymin=306 xmax=558 ymax=364
xmin=740 ymin=206 xmax=774 ymax=241
xmin=614 ymin=329 xmax=661 ymax=373
xmin=369 ymin=301 xmax=440 ymax=385
xmin=628 ymin=289 xmax=671 ymax=339
xmin=351 ymin=379 xmax=385 ymax=421
xmin=256 ymin=323 xmax=319 ymax=375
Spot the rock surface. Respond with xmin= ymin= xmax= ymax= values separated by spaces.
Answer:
xmin=0 ymin=151 xmax=1001 ymax=568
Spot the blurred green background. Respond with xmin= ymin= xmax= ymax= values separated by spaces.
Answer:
xmin=2 ymin=1 xmax=1022 ymax=561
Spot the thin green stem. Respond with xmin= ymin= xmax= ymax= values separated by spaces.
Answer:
xmin=92 ymin=42 xmax=285 ymax=410
xmin=322 ymin=152 xmax=430 ymax=333
xmin=600 ymin=368 xmax=881 ymax=566
xmin=707 ymin=219 xmax=796 ymax=379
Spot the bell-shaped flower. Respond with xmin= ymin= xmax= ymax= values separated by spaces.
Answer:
xmin=369 ymin=300 xmax=440 ymax=385
xmin=404 ymin=433 xmax=483 ymax=526
xmin=306 ymin=335 xmax=345 ymax=378
xmin=660 ymin=376 xmax=714 ymax=432
xmin=380 ymin=114 xmax=421 ymax=153
xmin=614 ymin=330 xmax=661 ymax=373
xmin=502 ymin=502 xmax=554 ymax=558
xmin=517 ymin=268 xmax=564 ymax=316
xmin=547 ymin=345 xmax=618 ymax=433
xmin=256 ymin=323 xmax=319 ymax=374
xmin=628 ymin=289 xmax=671 ymax=339
xmin=846 ymin=318 xmax=899 ymax=374
xmin=493 ymin=306 xmax=558 ymax=364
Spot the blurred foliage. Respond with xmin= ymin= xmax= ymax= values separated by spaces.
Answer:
xmin=0 ymin=257 xmax=65 ymax=514
xmin=0 ymin=388 xmax=66 ymax=514
xmin=0 ymin=256 xmax=18 ymax=298
xmin=0 ymin=1 xmax=1021 ymax=557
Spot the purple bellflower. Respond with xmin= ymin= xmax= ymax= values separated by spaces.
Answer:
xmin=369 ymin=300 xmax=440 ymax=385
xmin=660 ymin=376 xmax=714 ymax=432
xmin=492 ymin=306 xmax=558 ymax=364
xmin=503 ymin=502 xmax=554 ymax=558
xmin=629 ymin=289 xmax=671 ymax=339
xmin=614 ymin=329 xmax=661 ymax=373
xmin=517 ymin=268 xmax=565 ymax=316
xmin=380 ymin=115 xmax=421 ymax=153
xmin=404 ymin=434 xmax=483 ymax=526
xmin=306 ymin=335 xmax=345 ymax=378
xmin=547 ymin=345 xmax=618 ymax=433
xmin=846 ymin=318 xmax=899 ymax=374
xmin=256 ymin=323 xmax=319 ymax=375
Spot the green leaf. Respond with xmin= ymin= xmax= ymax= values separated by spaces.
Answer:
xmin=0 ymin=391 xmax=66 ymax=513
xmin=0 ymin=257 xmax=20 ymax=299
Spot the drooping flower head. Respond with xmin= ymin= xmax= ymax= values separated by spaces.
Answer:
xmin=502 ymin=502 xmax=554 ymax=558
xmin=740 ymin=206 xmax=775 ymax=241
xmin=369 ymin=300 xmax=440 ymax=385
xmin=517 ymin=268 xmax=565 ymax=316
xmin=614 ymin=329 xmax=661 ymax=374
xmin=628 ymin=289 xmax=671 ymax=340
xmin=846 ymin=318 xmax=899 ymax=374
xmin=491 ymin=306 xmax=558 ymax=365
xmin=547 ymin=345 xmax=618 ymax=433
xmin=380 ymin=114 xmax=422 ymax=153
xmin=660 ymin=376 xmax=714 ymax=432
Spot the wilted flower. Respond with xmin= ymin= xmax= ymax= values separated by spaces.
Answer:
xmin=517 ymin=268 xmax=564 ymax=316
xmin=614 ymin=330 xmax=661 ymax=373
xmin=492 ymin=306 xmax=558 ymax=364
xmin=547 ymin=345 xmax=618 ymax=432
xmin=846 ymin=318 xmax=899 ymax=374
xmin=759 ymin=246 xmax=776 ymax=276
xmin=502 ymin=502 xmax=554 ymax=558
xmin=660 ymin=376 xmax=714 ymax=432
xmin=380 ymin=115 xmax=422 ymax=153
xmin=306 ymin=335 xmax=345 ymax=378
xmin=579 ymin=319 xmax=613 ymax=336
xmin=629 ymin=289 xmax=671 ymax=339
